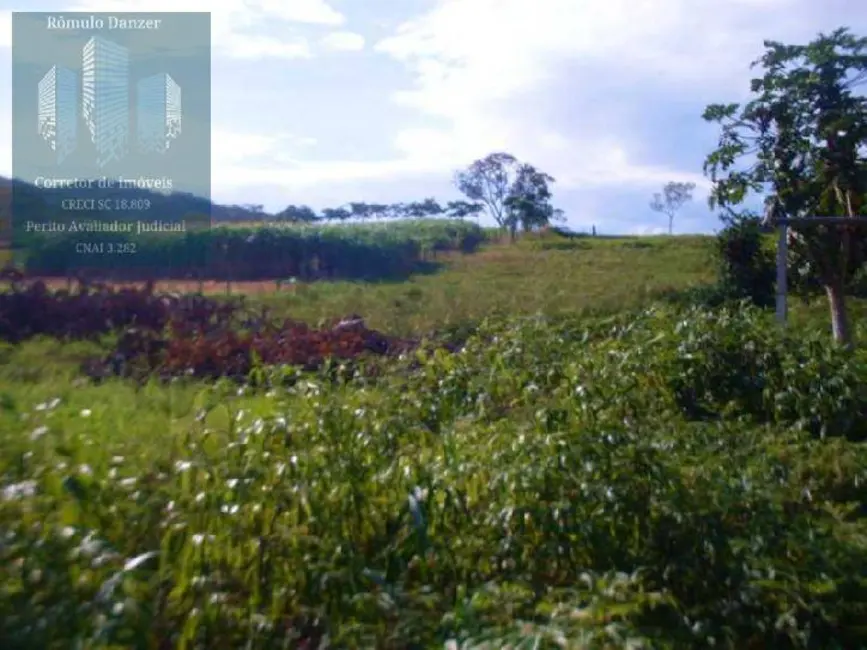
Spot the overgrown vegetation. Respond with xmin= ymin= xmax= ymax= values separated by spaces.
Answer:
xmin=2 ymin=296 xmax=867 ymax=648
xmin=681 ymin=213 xmax=776 ymax=309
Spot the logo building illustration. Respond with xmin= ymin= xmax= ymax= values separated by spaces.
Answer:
xmin=82 ymin=36 xmax=130 ymax=167
xmin=37 ymin=65 xmax=79 ymax=164
xmin=37 ymin=36 xmax=182 ymax=168
xmin=137 ymin=73 xmax=182 ymax=154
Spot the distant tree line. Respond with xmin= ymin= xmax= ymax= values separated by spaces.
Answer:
xmin=273 ymin=198 xmax=485 ymax=223
xmin=2 ymin=149 xmax=566 ymax=239
xmin=270 ymin=152 xmax=565 ymax=238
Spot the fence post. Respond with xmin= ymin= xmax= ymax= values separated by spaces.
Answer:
xmin=776 ymin=222 xmax=788 ymax=325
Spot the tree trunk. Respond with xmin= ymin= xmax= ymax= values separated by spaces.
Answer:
xmin=668 ymin=214 xmax=673 ymax=236
xmin=825 ymin=281 xmax=853 ymax=347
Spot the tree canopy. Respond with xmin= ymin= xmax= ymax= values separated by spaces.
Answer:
xmin=703 ymin=27 xmax=867 ymax=345
xmin=455 ymin=152 xmax=561 ymax=236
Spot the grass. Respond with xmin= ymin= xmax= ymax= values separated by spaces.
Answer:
xmin=13 ymin=233 xmax=716 ymax=336
xmin=226 ymin=234 xmax=716 ymax=334
xmin=2 ymin=231 xmax=867 ymax=648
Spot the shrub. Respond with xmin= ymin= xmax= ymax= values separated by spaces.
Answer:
xmin=714 ymin=214 xmax=776 ymax=307
xmin=660 ymin=304 xmax=867 ymax=440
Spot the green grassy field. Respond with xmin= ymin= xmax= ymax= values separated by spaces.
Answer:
xmin=242 ymin=234 xmax=717 ymax=334
xmin=2 ymin=230 xmax=867 ymax=649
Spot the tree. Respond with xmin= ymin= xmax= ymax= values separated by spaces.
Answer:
xmin=455 ymin=153 xmax=558 ymax=238
xmin=345 ymin=202 xmax=395 ymax=220
xmin=400 ymin=197 xmax=444 ymax=218
xmin=276 ymin=205 xmax=318 ymax=222
xmin=444 ymin=200 xmax=484 ymax=219
xmin=321 ymin=207 xmax=352 ymax=221
xmin=703 ymin=27 xmax=867 ymax=346
xmin=503 ymin=164 xmax=558 ymax=240
xmin=348 ymin=202 xmax=374 ymax=220
xmin=454 ymin=152 xmax=521 ymax=228
xmin=650 ymin=182 xmax=696 ymax=235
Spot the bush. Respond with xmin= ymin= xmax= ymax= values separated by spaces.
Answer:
xmin=714 ymin=214 xmax=776 ymax=307
xmin=660 ymin=303 xmax=867 ymax=440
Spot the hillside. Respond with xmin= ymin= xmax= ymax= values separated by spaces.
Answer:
xmin=0 ymin=175 xmax=267 ymax=228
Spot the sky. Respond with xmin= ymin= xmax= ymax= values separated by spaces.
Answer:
xmin=1 ymin=1 xmax=866 ymax=234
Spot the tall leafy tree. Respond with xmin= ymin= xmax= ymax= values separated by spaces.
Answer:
xmin=703 ymin=27 xmax=867 ymax=346
xmin=454 ymin=152 xmax=521 ymax=228
xmin=504 ymin=164 xmax=558 ymax=239
xmin=455 ymin=153 xmax=558 ymax=237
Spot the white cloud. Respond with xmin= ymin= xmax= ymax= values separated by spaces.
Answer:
xmin=321 ymin=31 xmax=365 ymax=52
xmin=209 ymin=128 xmax=439 ymax=190
xmin=246 ymin=0 xmax=344 ymax=25
xmin=223 ymin=34 xmax=311 ymax=60
xmin=200 ymin=0 xmax=858 ymax=203
xmin=214 ymin=132 xmax=280 ymax=163
xmin=65 ymin=0 xmax=345 ymax=59
xmin=212 ymin=129 xmax=317 ymax=166
xmin=376 ymin=0 xmax=826 ymax=104
xmin=209 ymin=114 xmax=712 ymax=195
xmin=213 ymin=152 xmax=432 ymax=191
xmin=0 ymin=11 xmax=10 ymax=49
xmin=214 ymin=159 xmax=419 ymax=191
xmin=69 ymin=0 xmax=344 ymax=26
xmin=372 ymin=0 xmax=864 ymax=192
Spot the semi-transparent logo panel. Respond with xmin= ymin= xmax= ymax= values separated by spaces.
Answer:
xmin=11 ymin=12 xmax=211 ymax=276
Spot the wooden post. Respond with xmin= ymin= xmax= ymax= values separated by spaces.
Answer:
xmin=776 ymin=222 xmax=788 ymax=325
